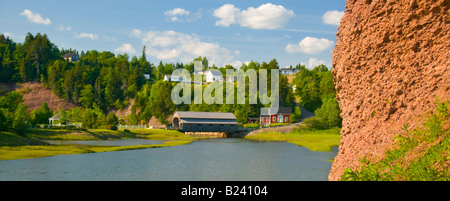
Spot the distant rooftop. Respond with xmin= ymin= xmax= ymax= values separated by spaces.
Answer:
xmin=174 ymin=111 xmax=236 ymax=120
xmin=260 ymin=107 xmax=292 ymax=116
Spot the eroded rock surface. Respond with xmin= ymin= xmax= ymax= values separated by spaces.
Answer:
xmin=330 ymin=0 xmax=449 ymax=180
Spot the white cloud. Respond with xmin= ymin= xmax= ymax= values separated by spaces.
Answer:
xmin=20 ymin=9 xmax=51 ymax=25
xmin=213 ymin=4 xmax=240 ymax=27
xmin=164 ymin=8 xmax=200 ymax=22
xmin=115 ymin=43 xmax=136 ymax=55
xmin=322 ymin=10 xmax=344 ymax=26
xmin=307 ymin=58 xmax=327 ymax=69
xmin=285 ymin=37 xmax=335 ymax=55
xmin=74 ymin=33 xmax=98 ymax=40
xmin=131 ymin=29 xmax=240 ymax=67
xmin=58 ymin=24 xmax=72 ymax=31
xmin=165 ymin=8 xmax=190 ymax=16
xmin=164 ymin=8 xmax=190 ymax=22
xmin=229 ymin=60 xmax=243 ymax=68
xmin=240 ymin=3 xmax=295 ymax=30
xmin=213 ymin=3 xmax=295 ymax=30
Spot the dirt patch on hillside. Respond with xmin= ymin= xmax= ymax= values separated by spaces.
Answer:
xmin=16 ymin=82 xmax=76 ymax=112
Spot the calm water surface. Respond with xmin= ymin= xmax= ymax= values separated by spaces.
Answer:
xmin=0 ymin=138 xmax=338 ymax=181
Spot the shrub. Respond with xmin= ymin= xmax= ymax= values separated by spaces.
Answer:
xmin=290 ymin=106 xmax=302 ymax=123
xmin=341 ymin=101 xmax=450 ymax=181
xmin=314 ymin=95 xmax=342 ymax=128
xmin=104 ymin=113 xmax=119 ymax=130
xmin=105 ymin=125 xmax=118 ymax=131
xmin=303 ymin=117 xmax=327 ymax=129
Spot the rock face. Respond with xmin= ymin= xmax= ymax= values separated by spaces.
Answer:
xmin=330 ymin=0 xmax=450 ymax=180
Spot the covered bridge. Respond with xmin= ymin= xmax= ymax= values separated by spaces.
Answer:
xmin=172 ymin=111 xmax=238 ymax=132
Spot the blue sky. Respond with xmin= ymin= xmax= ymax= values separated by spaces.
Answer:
xmin=0 ymin=0 xmax=346 ymax=68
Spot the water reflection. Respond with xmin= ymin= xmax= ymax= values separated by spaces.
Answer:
xmin=44 ymin=139 xmax=164 ymax=146
xmin=0 ymin=138 xmax=338 ymax=181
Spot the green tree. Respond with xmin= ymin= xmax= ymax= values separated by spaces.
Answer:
xmin=234 ymin=104 xmax=251 ymax=124
xmin=31 ymin=102 xmax=53 ymax=125
xmin=0 ymin=34 xmax=17 ymax=82
xmin=149 ymin=81 xmax=175 ymax=125
xmin=20 ymin=33 xmax=60 ymax=82
xmin=0 ymin=108 xmax=10 ymax=131
xmin=106 ymin=112 xmax=119 ymax=125
xmin=315 ymin=94 xmax=342 ymax=128
xmin=79 ymin=84 xmax=95 ymax=108
xmin=12 ymin=103 xmax=29 ymax=135
xmin=292 ymin=65 xmax=324 ymax=112
xmin=0 ymin=91 xmax=25 ymax=132
xmin=139 ymin=46 xmax=153 ymax=80
xmin=105 ymin=112 xmax=119 ymax=130
xmin=82 ymin=108 xmax=97 ymax=129
xmin=279 ymin=75 xmax=294 ymax=107
xmin=57 ymin=108 xmax=70 ymax=125
xmin=0 ymin=91 xmax=23 ymax=113
xmin=47 ymin=60 xmax=68 ymax=97
xmin=290 ymin=106 xmax=302 ymax=123
xmin=319 ymin=70 xmax=336 ymax=99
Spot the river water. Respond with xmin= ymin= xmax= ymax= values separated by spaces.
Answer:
xmin=0 ymin=138 xmax=338 ymax=181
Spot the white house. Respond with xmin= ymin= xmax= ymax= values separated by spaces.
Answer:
xmin=163 ymin=75 xmax=189 ymax=82
xmin=205 ymin=70 xmax=223 ymax=83
xmin=63 ymin=52 xmax=79 ymax=62
xmin=280 ymin=68 xmax=300 ymax=75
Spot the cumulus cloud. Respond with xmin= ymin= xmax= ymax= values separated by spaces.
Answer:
xmin=115 ymin=43 xmax=136 ymax=55
xmin=20 ymin=9 xmax=51 ymax=25
xmin=285 ymin=37 xmax=335 ymax=55
xmin=74 ymin=33 xmax=98 ymax=40
xmin=213 ymin=3 xmax=295 ymax=30
xmin=164 ymin=8 xmax=190 ymax=22
xmin=322 ymin=10 xmax=344 ymax=26
xmin=131 ymin=29 xmax=241 ymax=67
xmin=165 ymin=8 xmax=190 ymax=16
xmin=307 ymin=58 xmax=327 ymax=69
xmin=164 ymin=8 xmax=200 ymax=22
xmin=213 ymin=4 xmax=241 ymax=27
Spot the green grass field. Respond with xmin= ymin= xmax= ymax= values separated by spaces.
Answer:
xmin=0 ymin=128 xmax=194 ymax=160
xmin=245 ymin=127 xmax=341 ymax=152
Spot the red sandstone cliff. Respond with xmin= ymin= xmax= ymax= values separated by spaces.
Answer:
xmin=16 ymin=82 xmax=76 ymax=112
xmin=329 ymin=0 xmax=450 ymax=180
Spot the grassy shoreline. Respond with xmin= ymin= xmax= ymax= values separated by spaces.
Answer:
xmin=245 ymin=127 xmax=341 ymax=152
xmin=0 ymin=128 xmax=194 ymax=160
xmin=1 ymin=126 xmax=342 ymax=160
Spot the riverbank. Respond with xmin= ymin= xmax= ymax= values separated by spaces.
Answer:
xmin=0 ymin=128 xmax=194 ymax=160
xmin=245 ymin=126 xmax=341 ymax=152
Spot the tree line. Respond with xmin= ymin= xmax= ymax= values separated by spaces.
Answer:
xmin=0 ymin=33 xmax=341 ymax=132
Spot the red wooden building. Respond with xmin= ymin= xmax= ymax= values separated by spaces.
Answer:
xmin=260 ymin=107 xmax=292 ymax=126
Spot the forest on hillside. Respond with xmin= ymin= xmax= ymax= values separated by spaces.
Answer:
xmin=0 ymin=33 xmax=341 ymax=133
